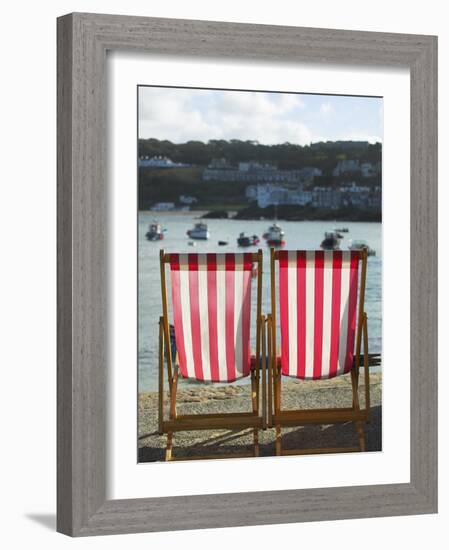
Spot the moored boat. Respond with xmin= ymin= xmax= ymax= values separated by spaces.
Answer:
xmin=348 ymin=239 xmax=376 ymax=256
xmin=332 ymin=229 xmax=344 ymax=239
xmin=187 ymin=222 xmax=209 ymax=240
xmin=145 ymin=220 xmax=164 ymax=241
xmin=237 ymin=233 xmax=260 ymax=247
xmin=320 ymin=231 xmax=341 ymax=250
xmin=262 ymin=223 xmax=285 ymax=247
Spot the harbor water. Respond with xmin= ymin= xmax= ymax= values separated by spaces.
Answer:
xmin=138 ymin=211 xmax=382 ymax=392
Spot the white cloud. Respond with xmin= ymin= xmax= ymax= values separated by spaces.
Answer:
xmin=138 ymin=88 xmax=311 ymax=145
xmin=320 ymin=101 xmax=333 ymax=115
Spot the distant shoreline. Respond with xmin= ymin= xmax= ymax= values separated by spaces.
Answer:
xmin=138 ymin=208 xmax=381 ymax=223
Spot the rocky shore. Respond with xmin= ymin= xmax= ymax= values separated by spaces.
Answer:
xmin=138 ymin=373 xmax=381 ymax=462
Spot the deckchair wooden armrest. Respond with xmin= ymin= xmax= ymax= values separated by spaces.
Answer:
xmin=261 ymin=353 xmax=379 ymax=369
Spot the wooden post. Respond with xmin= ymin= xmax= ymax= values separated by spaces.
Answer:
xmin=267 ymin=314 xmax=273 ymax=428
xmin=363 ymin=313 xmax=371 ymax=422
xmin=159 ymin=249 xmax=173 ymax=392
xmin=251 ymin=368 xmax=259 ymax=456
xmin=261 ymin=315 xmax=267 ymax=430
xmin=355 ymin=248 xmax=368 ymax=378
xmin=158 ymin=317 xmax=164 ymax=435
xmin=255 ymin=249 xmax=263 ymax=370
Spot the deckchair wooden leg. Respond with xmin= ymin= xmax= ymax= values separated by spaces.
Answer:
xmin=351 ymin=369 xmax=361 ymax=409
xmin=351 ymin=368 xmax=366 ymax=451
xmin=251 ymin=369 xmax=260 ymax=456
xmin=266 ymin=316 xmax=273 ymax=428
xmin=356 ymin=422 xmax=365 ymax=452
xmin=169 ymin=367 xmax=179 ymax=420
xmin=166 ymin=432 xmax=174 ymax=461
xmin=275 ymin=425 xmax=282 ymax=456
xmin=275 ymin=367 xmax=281 ymax=410
xmin=362 ymin=313 xmax=371 ymax=423
xmin=275 ymin=367 xmax=282 ymax=456
xmin=165 ymin=367 xmax=179 ymax=461
xmin=253 ymin=429 xmax=260 ymax=457
xmin=158 ymin=318 xmax=165 ymax=435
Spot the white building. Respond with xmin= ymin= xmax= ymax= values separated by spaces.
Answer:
xmin=339 ymin=182 xmax=373 ymax=208
xmin=256 ymin=183 xmax=312 ymax=208
xmin=151 ymin=202 xmax=176 ymax=211
xmin=360 ymin=162 xmax=380 ymax=178
xmin=332 ymin=159 xmax=360 ymax=177
xmin=179 ymin=195 xmax=198 ymax=205
xmin=238 ymin=161 xmax=277 ymax=172
xmin=245 ymin=185 xmax=258 ymax=201
xmin=256 ymin=184 xmax=289 ymax=208
xmin=139 ymin=156 xmax=189 ymax=168
xmin=254 ymin=181 xmax=380 ymax=210
xmin=288 ymin=189 xmax=313 ymax=206
xmin=312 ymin=187 xmax=342 ymax=209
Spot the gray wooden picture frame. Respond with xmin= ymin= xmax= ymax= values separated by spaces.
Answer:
xmin=57 ymin=12 xmax=438 ymax=537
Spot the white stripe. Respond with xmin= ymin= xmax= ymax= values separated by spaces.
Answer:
xmin=321 ymin=251 xmax=334 ymax=378
xmin=304 ymin=251 xmax=316 ymax=378
xmin=287 ymin=251 xmax=297 ymax=376
xmin=338 ymin=253 xmax=351 ymax=374
xmin=178 ymin=255 xmax=195 ymax=378
xmin=216 ymin=254 xmax=228 ymax=381
xmin=233 ymin=257 xmax=244 ymax=377
xmin=197 ymin=256 xmax=211 ymax=380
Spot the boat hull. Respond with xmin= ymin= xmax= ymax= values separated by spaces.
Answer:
xmin=146 ymin=233 xmax=164 ymax=241
xmin=187 ymin=231 xmax=209 ymax=240
xmin=266 ymin=239 xmax=285 ymax=247
xmin=237 ymin=237 xmax=259 ymax=247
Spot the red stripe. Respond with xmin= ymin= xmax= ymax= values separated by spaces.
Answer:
xmin=225 ymin=254 xmax=236 ymax=381
xmin=329 ymin=251 xmax=342 ymax=378
xmin=279 ymin=251 xmax=289 ymax=375
xmin=243 ymin=252 xmax=253 ymax=271
xmin=344 ymin=252 xmax=359 ymax=373
xmin=188 ymin=255 xmax=204 ymax=380
xmin=313 ymin=251 xmax=324 ymax=379
xmin=225 ymin=253 xmax=235 ymax=271
xmin=187 ymin=253 xmax=198 ymax=269
xmin=241 ymin=268 xmax=251 ymax=376
xmin=169 ymin=254 xmax=188 ymax=378
xmin=169 ymin=254 xmax=180 ymax=270
xmin=296 ymin=251 xmax=307 ymax=378
xmin=206 ymin=254 xmax=219 ymax=381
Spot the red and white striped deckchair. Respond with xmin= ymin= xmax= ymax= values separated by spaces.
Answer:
xmin=158 ymin=250 xmax=266 ymax=461
xmin=268 ymin=248 xmax=371 ymax=456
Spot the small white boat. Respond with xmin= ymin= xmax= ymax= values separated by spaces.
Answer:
xmin=349 ymin=239 xmax=376 ymax=256
xmin=145 ymin=220 xmax=164 ymax=241
xmin=262 ymin=223 xmax=285 ymax=247
xmin=187 ymin=222 xmax=209 ymax=240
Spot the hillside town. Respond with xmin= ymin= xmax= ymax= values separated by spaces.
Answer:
xmin=138 ymin=149 xmax=381 ymax=215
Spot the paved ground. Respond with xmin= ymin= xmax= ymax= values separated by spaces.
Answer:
xmin=138 ymin=372 xmax=381 ymax=462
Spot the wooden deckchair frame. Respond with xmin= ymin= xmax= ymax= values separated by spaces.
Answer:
xmin=159 ymin=250 xmax=266 ymax=461
xmin=268 ymin=247 xmax=370 ymax=456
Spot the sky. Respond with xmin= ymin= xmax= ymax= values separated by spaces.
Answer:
xmin=138 ymin=86 xmax=383 ymax=146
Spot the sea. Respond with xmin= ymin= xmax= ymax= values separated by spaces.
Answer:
xmin=138 ymin=211 xmax=382 ymax=392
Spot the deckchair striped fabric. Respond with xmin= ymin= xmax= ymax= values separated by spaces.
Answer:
xmin=278 ymin=250 xmax=360 ymax=380
xmin=169 ymin=253 xmax=253 ymax=382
